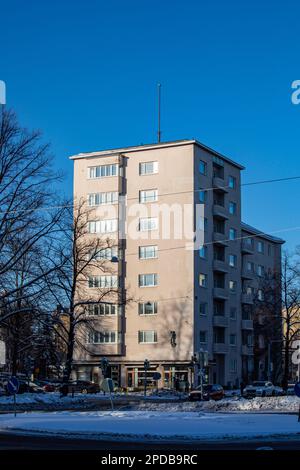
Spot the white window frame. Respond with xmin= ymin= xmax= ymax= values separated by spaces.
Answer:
xmin=138 ymin=330 xmax=158 ymax=343
xmin=88 ymin=192 xmax=118 ymax=206
xmin=87 ymin=303 xmax=119 ymax=316
xmin=139 ymin=161 xmax=158 ymax=175
xmin=229 ymin=254 xmax=237 ymax=267
xmin=138 ymin=273 xmax=158 ymax=287
xmin=88 ymin=330 xmax=120 ymax=344
xmin=199 ymin=273 xmax=207 ymax=287
xmin=139 ymin=245 xmax=158 ymax=259
xmin=88 ymin=219 xmax=118 ymax=234
xmin=138 ymin=302 xmax=158 ymax=315
xmin=88 ymin=164 xmax=118 ymax=179
xmin=139 ymin=217 xmax=158 ymax=231
xmin=139 ymin=189 xmax=158 ymax=203
xmin=88 ymin=275 xmax=118 ymax=288
xmin=90 ymin=246 xmax=118 ymax=260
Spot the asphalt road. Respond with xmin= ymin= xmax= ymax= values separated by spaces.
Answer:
xmin=0 ymin=431 xmax=300 ymax=450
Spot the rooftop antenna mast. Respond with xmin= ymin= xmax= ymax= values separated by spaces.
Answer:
xmin=157 ymin=83 xmax=161 ymax=143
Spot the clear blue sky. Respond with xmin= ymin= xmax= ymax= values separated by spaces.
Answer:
xmin=1 ymin=0 xmax=300 ymax=249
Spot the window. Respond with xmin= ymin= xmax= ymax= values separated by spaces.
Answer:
xmin=246 ymin=286 xmax=253 ymax=295
xmin=139 ymin=245 xmax=158 ymax=259
xmin=199 ymin=190 xmax=206 ymax=203
xmin=229 ymin=280 xmax=236 ymax=292
xmin=88 ymin=192 xmax=118 ymax=206
xmin=87 ymin=303 xmax=118 ymax=316
xmin=199 ymin=273 xmax=207 ymax=287
xmin=230 ymin=307 xmax=237 ymax=319
xmin=257 ymin=289 xmax=264 ymax=301
xmin=229 ymin=254 xmax=237 ymax=267
xmin=138 ymin=302 xmax=158 ymax=315
xmin=88 ymin=275 xmax=118 ymax=288
xmin=139 ymin=161 xmax=158 ymax=175
xmin=214 ymin=327 xmax=225 ymax=344
xmin=139 ymin=217 xmax=158 ymax=231
xmin=138 ymin=330 xmax=157 ymax=343
xmin=200 ymin=331 xmax=207 ymax=344
xmin=257 ymin=241 xmax=264 ymax=253
xmin=247 ymin=261 xmax=254 ymax=272
xmin=230 ymin=359 xmax=237 ymax=373
xmin=200 ymin=302 xmax=207 ymax=316
xmin=230 ymin=334 xmax=236 ymax=346
xmin=214 ymin=299 xmax=225 ymax=316
xmin=88 ymin=164 xmax=118 ymax=179
xmin=199 ymin=246 xmax=207 ymax=259
xmin=229 ymin=201 xmax=236 ymax=215
xmin=228 ymin=176 xmax=236 ymax=189
xmin=214 ymin=219 xmax=225 ymax=234
xmin=199 ymin=217 xmax=208 ymax=231
xmin=88 ymin=331 xmax=120 ymax=344
xmin=229 ymin=228 xmax=237 ymax=240
xmin=257 ymin=265 xmax=264 ymax=277
xmin=139 ymin=273 xmax=158 ymax=287
xmin=139 ymin=189 xmax=158 ymax=203
xmin=199 ymin=160 xmax=207 ymax=175
xmin=88 ymin=219 xmax=118 ymax=234
xmin=90 ymin=246 xmax=118 ymax=260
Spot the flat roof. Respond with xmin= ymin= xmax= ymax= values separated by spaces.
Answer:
xmin=69 ymin=139 xmax=245 ymax=170
xmin=241 ymin=222 xmax=285 ymax=244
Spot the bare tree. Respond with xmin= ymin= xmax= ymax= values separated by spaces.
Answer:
xmin=45 ymin=200 xmax=122 ymax=386
xmin=253 ymin=251 xmax=300 ymax=388
xmin=0 ymin=109 xmax=64 ymax=328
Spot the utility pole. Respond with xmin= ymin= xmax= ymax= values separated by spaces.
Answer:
xmin=157 ymin=83 xmax=161 ymax=143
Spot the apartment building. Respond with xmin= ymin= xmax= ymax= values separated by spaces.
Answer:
xmin=70 ymin=140 xmax=284 ymax=388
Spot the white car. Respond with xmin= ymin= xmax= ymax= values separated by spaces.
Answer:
xmin=243 ymin=381 xmax=283 ymax=398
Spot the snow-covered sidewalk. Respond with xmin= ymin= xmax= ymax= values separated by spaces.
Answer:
xmin=1 ymin=411 xmax=300 ymax=442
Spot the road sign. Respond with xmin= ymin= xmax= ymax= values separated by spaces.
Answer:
xmin=153 ymin=372 xmax=161 ymax=381
xmin=101 ymin=378 xmax=114 ymax=393
xmin=294 ymin=382 xmax=300 ymax=398
xmin=7 ymin=376 xmax=19 ymax=395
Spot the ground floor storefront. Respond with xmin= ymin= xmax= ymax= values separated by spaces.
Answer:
xmin=72 ymin=361 xmax=217 ymax=390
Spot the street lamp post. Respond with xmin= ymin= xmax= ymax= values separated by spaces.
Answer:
xmin=144 ymin=359 xmax=150 ymax=397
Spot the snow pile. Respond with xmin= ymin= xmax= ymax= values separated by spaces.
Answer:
xmin=1 ymin=410 xmax=300 ymax=441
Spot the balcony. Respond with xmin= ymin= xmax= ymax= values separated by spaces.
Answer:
xmin=213 ymin=343 xmax=228 ymax=354
xmin=213 ymin=287 xmax=228 ymax=300
xmin=213 ymin=259 xmax=228 ymax=273
xmin=241 ymin=319 xmax=254 ymax=330
xmin=241 ymin=293 xmax=254 ymax=305
xmin=241 ymin=240 xmax=254 ymax=254
xmin=213 ymin=315 xmax=229 ymax=327
xmin=242 ymin=344 xmax=254 ymax=356
xmin=213 ymin=177 xmax=228 ymax=192
xmin=241 ymin=268 xmax=254 ymax=280
xmin=213 ymin=204 xmax=228 ymax=220
xmin=213 ymin=232 xmax=228 ymax=245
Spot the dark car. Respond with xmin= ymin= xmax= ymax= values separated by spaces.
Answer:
xmin=59 ymin=380 xmax=100 ymax=394
xmin=188 ymin=384 xmax=224 ymax=401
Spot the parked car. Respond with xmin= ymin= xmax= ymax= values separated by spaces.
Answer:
xmin=34 ymin=380 xmax=61 ymax=392
xmin=189 ymin=384 xmax=224 ymax=401
xmin=287 ymin=383 xmax=296 ymax=396
xmin=243 ymin=381 xmax=283 ymax=398
xmin=59 ymin=380 xmax=100 ymax=394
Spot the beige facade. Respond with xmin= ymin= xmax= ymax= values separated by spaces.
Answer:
xmin=70 ymin=140 xmax=283 ymax=388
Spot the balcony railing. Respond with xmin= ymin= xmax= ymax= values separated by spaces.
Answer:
xmin=241 ymin=240 xmax=254 ymax=254
xmin=241 ymin=319 xmax=254 ymax=330
xmin=241 ymin=293 xmax=254 ymax=304
xmin=213 ymin=287 xmax=228 ymax=300
xmin=213 ymin=343 xmax=228 ymax=354
xmin=213 ymin=177 xmax=228 ymax=192
xmin=213 ymin=232 xmax=228 ymax=245
xmin=213 ymin=315 xmax=229 ymax=327
xmin=213 ymin=204 xmax=228 ymax=220
xmin=241 ymin=344 xmax=254 ymax=355
xmin=213 ymin=259 xmax=228 ymax=273
xmin=241 ymin=268 xmax=254 ymax=280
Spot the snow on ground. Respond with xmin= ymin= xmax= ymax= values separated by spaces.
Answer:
xmin=1 ymin=410 xmax=300 ymax=441
xmin=0 ymin=392 xmax=298 ymax=413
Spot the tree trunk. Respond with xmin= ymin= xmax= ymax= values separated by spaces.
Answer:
xmin=62 ymin=318 xmax=75 ymax=390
